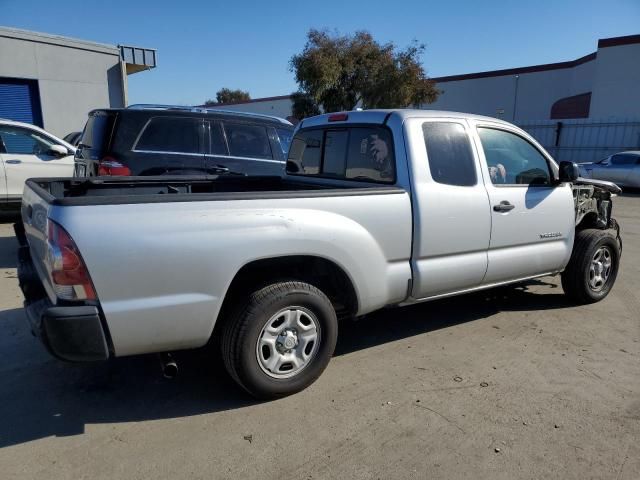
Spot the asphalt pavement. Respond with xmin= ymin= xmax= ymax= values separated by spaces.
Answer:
xmin=0 ymin=196 xmax=638 ymax=480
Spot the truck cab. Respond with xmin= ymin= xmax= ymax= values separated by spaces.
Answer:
xmin=292 ymin=110 xmax=576 ymax=300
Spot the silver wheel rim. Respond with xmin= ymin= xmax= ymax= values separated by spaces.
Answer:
xmin=256 ymin=307 xmax=321 ymax=379
xmin=588 ymin=246 xmax=613 ymax=292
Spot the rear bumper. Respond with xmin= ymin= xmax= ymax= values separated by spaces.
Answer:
xmin=16 ymin=233 xmax=109 ymax=362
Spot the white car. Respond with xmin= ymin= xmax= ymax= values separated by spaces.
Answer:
xmin=0 ymin=119 xmax=75 ymax=206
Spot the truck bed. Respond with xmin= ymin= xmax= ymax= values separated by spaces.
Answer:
xmin=26 ymin=176 xmax=402 ymax=206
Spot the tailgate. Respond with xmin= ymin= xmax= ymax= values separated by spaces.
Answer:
xmin=19 ymin=182 xmax=55 ymax=301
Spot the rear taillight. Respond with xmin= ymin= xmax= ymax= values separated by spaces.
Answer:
xmin=46 ymin=220 xmax=96 ymax=301
xmin=98 ymin=156 xmax=131 ymax=176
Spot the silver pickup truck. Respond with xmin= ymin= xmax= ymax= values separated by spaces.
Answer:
xmin=16 ymin=109 xmax=622 ymax=399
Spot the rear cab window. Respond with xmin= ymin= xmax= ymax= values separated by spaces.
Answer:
xmin=287 ymin=126 xmax=395 ymax=183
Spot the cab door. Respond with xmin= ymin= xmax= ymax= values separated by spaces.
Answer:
xmin=472 ymin=122 xmax=575 ymax=284
xmin=406 ymin=118 xmax=492 ymax=299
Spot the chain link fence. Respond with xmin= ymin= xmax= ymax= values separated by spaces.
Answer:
xmin=518 ymin=119 xmax=640 ymax=162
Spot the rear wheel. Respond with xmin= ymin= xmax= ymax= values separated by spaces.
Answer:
xmin=221 ymin=281 xmax=337 ymax=399
xmin=561 ymin=228 xmax=620 ymax=304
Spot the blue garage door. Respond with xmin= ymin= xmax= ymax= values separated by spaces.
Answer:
xmin=0 ymin=78 xmax=43 ymax=127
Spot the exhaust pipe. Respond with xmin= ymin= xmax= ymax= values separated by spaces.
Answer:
xmin=159 ymin=352 xmax=178 ymax=379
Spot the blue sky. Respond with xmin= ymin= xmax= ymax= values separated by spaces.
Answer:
xmin=3 ymin=0 xmax=639 ymax=105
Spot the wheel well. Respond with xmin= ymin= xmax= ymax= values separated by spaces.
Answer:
xmin=220 ymin=256 xmax=358 ymax=321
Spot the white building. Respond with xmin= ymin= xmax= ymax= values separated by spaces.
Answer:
xmin=0 ymin=27 xmax=156 ymax=137
xmin=210 ymin=33 xmax=640 ymax=124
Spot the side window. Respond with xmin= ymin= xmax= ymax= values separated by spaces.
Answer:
xmin=224 ymin=123 xmax=272 ymax=159
xmin=275 ymin=128 xmax=293 ymax=157
xmin=345 ymin=128 xmax=394 ymax=182
xmin=287 ymin=129 xmax=322 ymax=174
xmin=0 ymin=126 xmax=55 ymax=155
xmin=478 ymin=127 xmax=551 ymax=186
xmin=135 ymin=117 xmax=201 ymax=154
xmin=422 ymin=122 xmax=476 ymax=186
xmin=610 ymin=154 xmax=636 ymax=165
xmin=209 ymin=121 xmax=227 ymax=155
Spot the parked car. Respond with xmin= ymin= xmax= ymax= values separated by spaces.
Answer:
xmin=0 ymin=119 xmax=75 ymax=207
xmin=62 ymin=131 xmax=82 ymax=147
xmin=17 ymin=109 xmax=622 ymax=399
xmin=73 ymin=105 xmax=294 ymax=177
xmin=579 ymin=151 xmax=640 ymax=188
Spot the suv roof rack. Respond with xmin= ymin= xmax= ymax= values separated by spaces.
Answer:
xmin=126 ymin=104 xmax=293 ymax=125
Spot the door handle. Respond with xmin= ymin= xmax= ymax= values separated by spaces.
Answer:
xmin=493 ymin=201 xmax=515 ymax=212
xmin=5 ymin=159 xmax=22 ymax=164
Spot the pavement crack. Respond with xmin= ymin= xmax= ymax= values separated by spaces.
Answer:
xmin=413 ymin=403 xmax=466 ymax=434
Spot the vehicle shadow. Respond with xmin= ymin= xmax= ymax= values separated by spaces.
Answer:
xmin=620 ymin=188 xmax=640 ymax=197
xmin=0 ymin=278 xmax=573 ymax=449
xmin=0 ymin=210 xmax=20 ymax=224
xmin=0 ymin=235 xmax=18 ymax=269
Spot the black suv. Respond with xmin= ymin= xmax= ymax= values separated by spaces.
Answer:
xmin=74 ymin=105 xmax=294 ymax=177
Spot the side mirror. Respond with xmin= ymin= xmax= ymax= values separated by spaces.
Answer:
xmin=49 ymin=144 xmax=71 ymax=157
xmin=558 ymin=161 xmax=579 ymax=183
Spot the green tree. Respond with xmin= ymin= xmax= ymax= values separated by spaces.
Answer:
xmin=291 ymin=91 xmax=321 ymax=119
xmin=216 ymin=88 xmax=251 ymax=104
xmin=203 ymin=99 xmax=218 ymax=107
xmin=290 ymin=29 xmax=439 ymax=117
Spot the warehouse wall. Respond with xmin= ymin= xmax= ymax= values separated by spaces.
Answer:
xmin=425 ymin=60 xmax=597 ymax=122
xmin=590 ymin=42 xmax=640 ymax=119
xmin=0 ymin=31 xmax=125 ymax=137
xmin=209 ymin=97 xmax=294 ymax=120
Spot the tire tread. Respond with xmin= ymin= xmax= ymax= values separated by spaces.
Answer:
xmin=561 ymin=228 xmax=619 ymax=304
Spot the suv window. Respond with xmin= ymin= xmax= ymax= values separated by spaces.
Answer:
xmin=478 ymin=127 xmax=551 ymax=186
xmin=135 ymin=117 xmax=201 ymax=154
xmin=81 ymin=112 xmax=116 ymax=154
xmin=422 ymin=122 xmax=476 ymax=186
xmin=224 ymin=123 xmax=272 ymax=159
xmin=287 ymin=127 xmax=395 ymax=183
xmin=209 ymin=121 xmax=227 ymax=155
xmin=276 ymin=128 xmax=293 ymax=157
xmin=0 ymin=126 xmax=56 ymax=155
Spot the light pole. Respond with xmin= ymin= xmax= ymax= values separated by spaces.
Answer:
xmin=512 ymin=74 xmax=520 ymax=121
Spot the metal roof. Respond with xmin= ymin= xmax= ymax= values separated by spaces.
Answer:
xmin=0 ymin=26 xmax=157 ymax=74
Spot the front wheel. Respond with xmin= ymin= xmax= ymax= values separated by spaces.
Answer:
xmin=561 ymin=228 xmax=620 ymax=304
xmin=221 ymin=281 xmax=338 ymax=399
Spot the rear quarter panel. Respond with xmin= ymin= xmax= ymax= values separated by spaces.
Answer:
xmin=49 ymin=191 xmax=413 ymax=356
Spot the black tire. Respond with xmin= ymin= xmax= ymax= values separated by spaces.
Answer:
xmin=221 ymin=281 xmax=337 ymax=399
xmin=561 ymin=228 xmax=620 ymax=304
